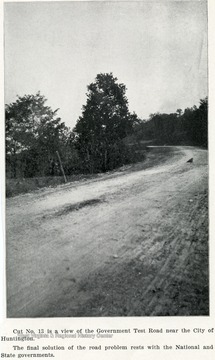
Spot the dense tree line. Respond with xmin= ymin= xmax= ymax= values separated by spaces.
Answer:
xmin=5 ymin=74 xmax=208 ymax=179
xmin=134 ymin=97 xmax=208 ymax=147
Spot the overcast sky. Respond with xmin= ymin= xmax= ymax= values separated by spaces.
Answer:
xmin=4 ymin=0 xmax=207 ymax=129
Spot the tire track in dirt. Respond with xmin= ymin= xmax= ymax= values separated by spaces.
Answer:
xmin=138 ymin=192 xmax=208 ymax=315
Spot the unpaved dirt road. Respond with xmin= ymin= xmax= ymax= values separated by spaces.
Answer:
xmin=6 ymin=146 xmax=208 ymax=317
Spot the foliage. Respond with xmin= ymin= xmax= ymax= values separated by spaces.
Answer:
xmin=5 ymin=92 xmax=71 ymax=178
xmin=74 ymin=73 xmax=136 ymax=172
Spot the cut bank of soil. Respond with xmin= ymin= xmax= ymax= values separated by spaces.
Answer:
xmin=6 ymin=146 xmax=208 ymax=317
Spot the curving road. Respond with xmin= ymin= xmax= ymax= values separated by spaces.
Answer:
xmin=6 ymin=146 xmax=209 ymax=317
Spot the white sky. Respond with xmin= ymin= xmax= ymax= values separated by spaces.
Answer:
xmin=4 ymin=0 xmax=208 ymax=129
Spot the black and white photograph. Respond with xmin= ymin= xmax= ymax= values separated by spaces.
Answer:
xmin=4 ymin=0 xmax=208 ymax=319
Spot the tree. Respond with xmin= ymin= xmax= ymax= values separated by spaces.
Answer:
xmin=176 ymin=109 xmax=183 ymax=117
xmin=74 ymin=73 xmax=135 ymax=172
xmin=198 ymin=97 xmax=208 ymax=147
xmin=182 ymin=98 xmax=208 ymax=147
xmin=5 ymin=92 xmax=70 ymax=177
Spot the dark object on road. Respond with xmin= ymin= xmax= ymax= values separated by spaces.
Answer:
xmin=187 ymin=158 xmax=193 ymax=163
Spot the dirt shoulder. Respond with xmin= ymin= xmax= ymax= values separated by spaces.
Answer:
xmin=6 ymin=146 xmax=208 ymax=317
